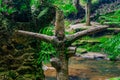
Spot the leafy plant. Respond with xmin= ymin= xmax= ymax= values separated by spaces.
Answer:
xmin=64 ymin=20 xmax=71 ymax=28
xmin=8 ymin=71 xmax=17 ymax=79
xmin=38 ymin=25 xmax=56 ymax=64
xmin=30 ymin=0 xmax=40 ymax=8
xmin=0 ymin=4 xmax=16 ymax=14
xmin=109 ymin=77 xmax=120 ymax=80
xmin=37 ymin=8 xmax=49 ymax=19
xmin=0 ymin=0 xmax=30 ymax=15
xmin=48 ymin=0 xmax=77 ymax=16
xmin=99 ymin=9 xmax=120 ymax=24
xmin=80 ymin=0 xmax=99 ymax=6
xmin=100 ymin=33 xmax=120 ymax=60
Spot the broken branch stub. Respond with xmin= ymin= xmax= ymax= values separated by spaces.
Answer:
xmin=50 ymin=58 xmax=61 ymax=71
xmin=67 ymin=46 xmax=76 ymax=58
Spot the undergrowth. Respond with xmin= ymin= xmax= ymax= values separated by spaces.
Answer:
xmin=38 ymin=25 xmax=56 ymax=64
xmin=79 ymin=34 xmax=120 ymax=61
xmin=98 ymin=9 xmax=120 ymax=25
xmin=100 ymin=33 xmax=120 ymax=61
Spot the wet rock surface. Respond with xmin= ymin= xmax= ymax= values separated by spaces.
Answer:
xmin=79 ymin=52 xmax=108 ymax=60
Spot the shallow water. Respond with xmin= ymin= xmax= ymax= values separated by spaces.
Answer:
xmin=45 ymin=57 xmax=120 ymax=80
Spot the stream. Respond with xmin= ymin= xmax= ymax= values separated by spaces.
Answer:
xmin=44 ymin=57 xmax=120 ymax=80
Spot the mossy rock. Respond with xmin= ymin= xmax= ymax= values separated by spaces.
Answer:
xmin=17 ymin=66 xmax=33 ymax=74
xmin=76 ymin=48 xmax=87 ymax=54
xmin=23 ymin=74 xmax=33 ymax=78
xmin=16 ymin=76 xmax=26 ymax=80
xmin=0 ymin=12 xmax=44 ymax=80
xmin=72 ymin=39 xmax=100 ymax=47
xmin=7 ymin=70 xmax=18 ymax=79
xmin=10 ymin=64 xmax=20 ymax=70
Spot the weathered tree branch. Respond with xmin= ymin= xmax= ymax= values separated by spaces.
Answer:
xmin=67 ymin=46 xmax=76 ymax=58
xmin=66 ymin=26 xmax=108 ymax=43
xmin=50 ymin=57 xmax=61 ymax=71
xmin=16 ymin=30 xmax=54 ymax=43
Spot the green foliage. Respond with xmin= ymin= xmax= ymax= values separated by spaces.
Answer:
xmin=0 ymin=0 xmax=76 ymax=18
xmin=30 ymin=0 xmax=76 ymax=16
xmin=77 ymin=34 xmax=120 ymax=61
xmin=64 ymin=20 xmax=71 ymax=28
xmin=0 ymin=0 xmax=1 ymax=5
xmin=38 ymin=25 xmax=56 ymax=64
xmin=8 ymin=71 xmax=17 ymax=79
xmin=78 ymin=36 xmax=108 ymax=52
xmin=99 ymin=10 xmax=120 ymax=24
xmin=109 ymin=77 xmax=120 ymax=80
xmin=0 ymin=1 xmax=16 ymax=14
xmin=0 ymin=0 xmax=31 ymax=15
xmin=100 ymin=34 xmax=120 ymax=60
xmin=38 ymin=41 xmax=56 ymax=64
xmin=30 ymin=0 xmax=40 ymax=8
xmin=37 ymin=8 xmax=49 ymax=19
xmin=20 ymin=3 xmax=28 ymax=10
xmin=56 ymin=2 xmax=77 ymax=16
xmin=80 ymin=0 xmax=99 ymax=6
xmin=48 ymin=0 xmax=77 ymax=16
xmin=39 ymin=25 xmax=54 ymax=36
xmin=79 ymin=42 xmax=101 ymax=52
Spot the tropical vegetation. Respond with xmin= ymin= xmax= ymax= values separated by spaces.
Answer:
xmin=0 ymin=0 xmax=120 ymax=80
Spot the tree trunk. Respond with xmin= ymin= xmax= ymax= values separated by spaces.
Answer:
xmin=73 ymin=0 xmax=79 ymax=8
xmin=86 ymin=0 xmax=91 ymax=26
xmin=16 ymin=6 xmax=108 ymax=80
xmin=50 ymin=49 xmax=69 ymax=80
xmin=57 ymin=50 xmax=69 ymax=80
xmin=56 ymin=59 xmax=68 ymax=80
xmin=53 ymin=9 xmax=69 ymax=80
xmin=72 ymin=0 xmax=85 ymax=18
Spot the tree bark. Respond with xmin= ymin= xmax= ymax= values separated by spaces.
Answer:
xmin=15 ymin=8 xmax=108 ymax=80
xmin=50 ymin=50 xmax=69 ymax=80
xmin=56 ymin=50 xmax=68 ymax=80
xmin=73 ymin=0 xmax=79 ymax=8
xmin=86 ymin=0 xmax=91 ymax=26
xmin=66 ymin=26 xmax=108 ymax=43
xmin=55 ymin=9 xmax=65 ymax=40
xmin=54 ymin=9 xmax=69 ymax=80
xmin=16 ymin=30 xmax=54 ymax=43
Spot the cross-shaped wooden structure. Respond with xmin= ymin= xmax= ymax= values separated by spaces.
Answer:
xmin=16 ymin=9 xmax=108 ymax=80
